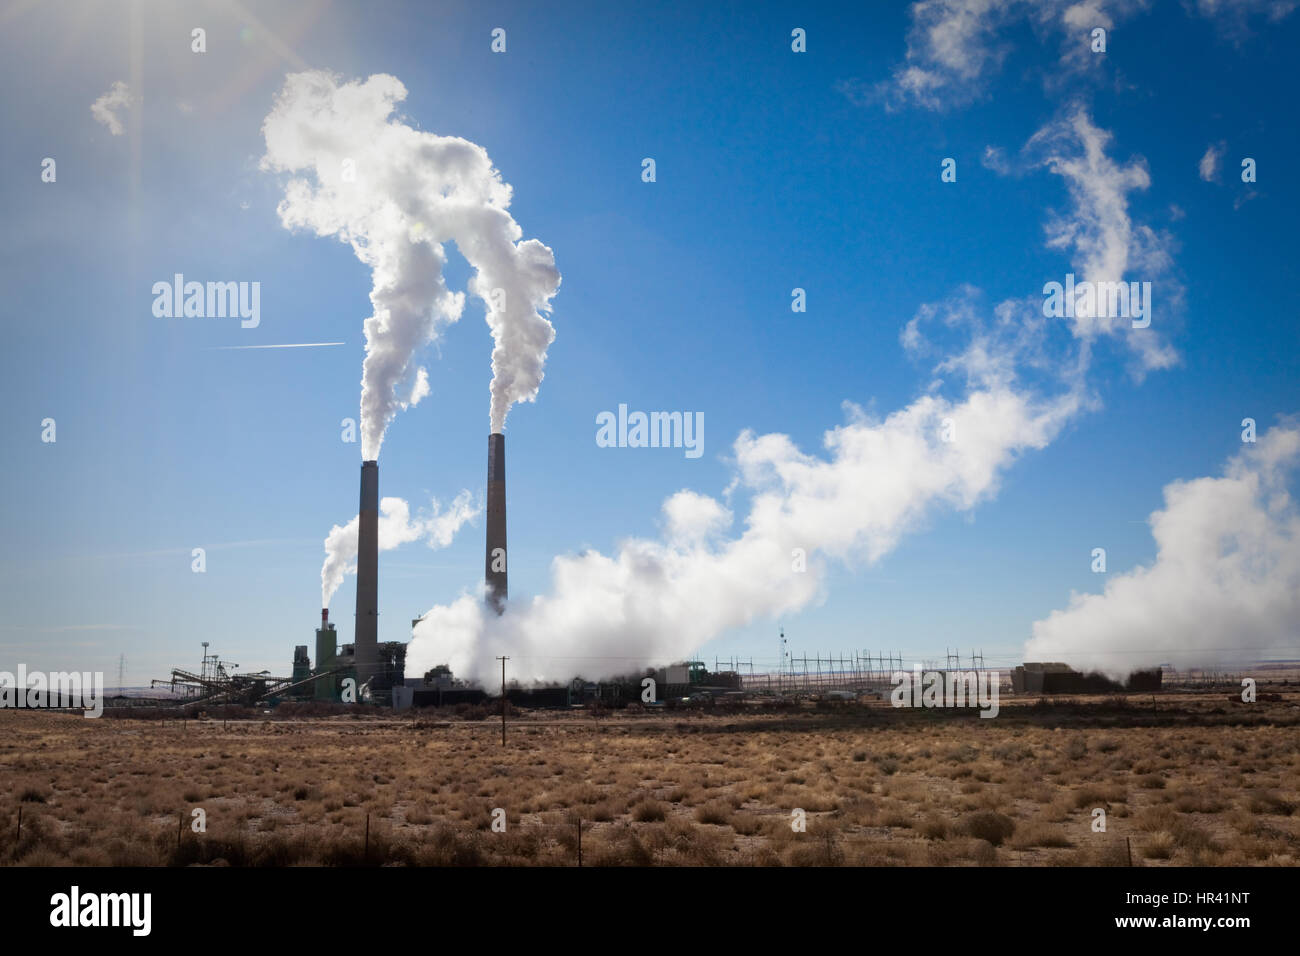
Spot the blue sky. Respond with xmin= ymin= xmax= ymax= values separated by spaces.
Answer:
xmin=1 ymin=0 xmax=1296 ymax=684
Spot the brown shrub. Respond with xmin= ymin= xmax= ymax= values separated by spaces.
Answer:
xmin=918 ymin=813 xmax=949 ymax=840
xmin=960 ymin=811 xmax=1015 ymax=846
xmin=694 ymin=801 xmax=734 ymax=826
xmin=630 ymin=799 xmax=667 ymax=823
xmin=1009 ymin=821 xmax=1072 ymax=849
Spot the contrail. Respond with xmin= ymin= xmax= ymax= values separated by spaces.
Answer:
xmin=206 ymin=342 xmax=345 ymax=350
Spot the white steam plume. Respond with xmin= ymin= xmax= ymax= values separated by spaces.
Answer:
xmin=321 ymin=492 xmax=478 ymax=609
xmin=1025 ymin=423 xmax=1300 ymax=674
xmin=261 ymin=70 xmax=561 ymax=457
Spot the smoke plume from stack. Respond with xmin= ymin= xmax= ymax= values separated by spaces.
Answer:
xmin=321 ymin=490 xmax=478 ymax=609
xmin=261 ymin=70 xmax=561 ymax=458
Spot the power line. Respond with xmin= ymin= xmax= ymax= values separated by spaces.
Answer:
xmin=496 ymin=656 xmax=509 ymax=746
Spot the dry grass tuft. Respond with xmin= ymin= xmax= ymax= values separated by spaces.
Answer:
xmin=960 ymin=811 xmax=1016 ymax=846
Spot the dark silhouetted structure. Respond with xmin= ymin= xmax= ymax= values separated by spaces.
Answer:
xmin=486 ymin=434 xmax=507 ymax=614
xmin=354 ymin=460 xmax=379 ymax=685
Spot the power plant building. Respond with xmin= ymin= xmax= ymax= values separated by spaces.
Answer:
xmin=300 ymin=435 xmax=507 ymax=706
xmin=314 ymin=608 xmax=339 ymax=701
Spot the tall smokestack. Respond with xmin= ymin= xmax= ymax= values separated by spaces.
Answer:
xmin=486 ymin=433 xmax=507 ymax=614
xmin=355 ymin=460 xmax=379 ymax=685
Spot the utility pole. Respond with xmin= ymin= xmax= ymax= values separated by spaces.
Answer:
xmin=779 ymin=626 xmax=787 ymax=696
xmin=496 ymin=656 xmax=509 ymax=745
xmin=118 ymin=654 xmax=126 ymax=694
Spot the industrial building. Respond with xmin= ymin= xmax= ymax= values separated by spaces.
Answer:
xmin=1012 ymin=662 xmax=1162 ymax=694
xmin=307 ymin=606 xmax=405 ymax=703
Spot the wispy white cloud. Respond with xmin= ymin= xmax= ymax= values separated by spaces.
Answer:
xmin=91 ymin=80 xmax=133 ymax=135
xmin=864 ymin=0 xmax=1293 ymax=110
xmin=1198 ymin=141 xmax=1225 ymax=181
xmin=869 ymin=0 xmax=1142 ymax=110
xmin=1023 ymin=106 xmax=1180 ymax=371
xmin=981 ymin=145 xmax=1013 ymax=175
xmin=1190 ymin=0 xmax=1298 ymax=36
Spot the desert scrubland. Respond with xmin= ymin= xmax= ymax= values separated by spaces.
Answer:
xmin=3 ymin=694 xmax=1298 ymax=866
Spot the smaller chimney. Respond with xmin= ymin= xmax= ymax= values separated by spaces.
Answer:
xmin=321 ymin=608 xmax=329 ymax=627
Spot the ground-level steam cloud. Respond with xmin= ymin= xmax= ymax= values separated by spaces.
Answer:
xmin=321 ymin=492 xmax=478 ymax=609
xmin=260 ymin=70 xmax=561 ymax=459
xmin=409 ymin=375 xmax=1084 ymax=685
xmin=1026 ymin=423 xmax=1300 ymax=674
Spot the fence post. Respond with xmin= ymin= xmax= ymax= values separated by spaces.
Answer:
xmin=576 ymin=816 xmax=582 ymax=867
xmin=364 ymin=812 xmax=370 ymax=862
xmin=177 ymin=810 xmax=183 ymax=849
xmin=1126 ymin=837 xmax=1133 ymax=866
